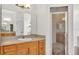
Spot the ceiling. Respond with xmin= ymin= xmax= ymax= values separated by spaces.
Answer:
xmin=2 ymin=4 xmax=69 ymax=14
xmin=49 ymin=4 xmax=68 ymax=7
xmin=2 ymin=4 xmax=31 ymax=13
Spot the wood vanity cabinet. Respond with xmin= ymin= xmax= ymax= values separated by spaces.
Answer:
xmin=16 ymin=40 xmax=45 ymax=55
xmin=0 ymin=46 xmax=1 ymax=55
xmin=0 ymin=39 xmax=45 ymax=55
xmin=38 ymin=40 xmax=45 ymax=55
xmin=16 ymin=42 xmax=29 ymax=55
xmin=17 ymin=41 xmax=38 ymax=55
xmin=28 ymin=41 xmax=38 ymax=55
xmin=3 ymin=44 xmax=16 ymax=55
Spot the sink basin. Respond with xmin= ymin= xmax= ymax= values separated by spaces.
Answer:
xmin=17 ymin=38 xmax=32 ymax=41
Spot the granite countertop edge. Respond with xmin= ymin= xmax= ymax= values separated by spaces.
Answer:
xmin=0 ymin=34 xmax=45 ymax=46
xmin=0 ymin=34 xmax=45 ymax=38
xmin=0 ymin=39 xmax=45 ymax=46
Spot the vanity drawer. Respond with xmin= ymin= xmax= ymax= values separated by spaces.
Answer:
xmin=3 ymin=44 xmax=16 ymax=52
xmin=17 ymin=42 xmax=28 ymax=49
xmin=38 ymin=40 xmax=45 ymax=46
xmin=29 ymin=41 xmax=37 ymax=46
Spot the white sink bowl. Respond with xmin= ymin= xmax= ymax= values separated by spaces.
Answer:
xmin=17 ymin=38 xmax=32 ymax=41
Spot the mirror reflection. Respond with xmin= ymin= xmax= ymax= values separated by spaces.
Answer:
xmin=1 ymin=4 xmax=31 ymax=35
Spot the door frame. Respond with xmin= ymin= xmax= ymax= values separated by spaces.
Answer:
xmin=50 ymin=11 xmax=68 ymax=55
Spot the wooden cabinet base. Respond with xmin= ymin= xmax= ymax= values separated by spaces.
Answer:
xmin=17 ymin=49 xmax=28 ymax=55
xmin=38 ymin=40 xmax=45 ymax=55
xmin=29 ymin=41 xmax=38 ymax=55
xmin=0 ymin=40 xmax=45 ymax=55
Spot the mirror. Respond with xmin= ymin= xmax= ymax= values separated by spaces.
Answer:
xmin=1 ymin=4 xmax=31 ymax=35
xmin=2 ymin=9 xmax=16 ymax=32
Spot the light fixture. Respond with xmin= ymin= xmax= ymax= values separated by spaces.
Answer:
xmin=16 ymin=4 xmax=30 ymax=9
xmin=3 ymin=18 xmax=11 ymax=21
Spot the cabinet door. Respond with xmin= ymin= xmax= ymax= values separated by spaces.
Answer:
xmin=3 ymin=45 xmax=16 ymax=52
xmin=3 ymin=44 xmax=16 ymax=55
xmin=29 ymin=41 xmax=38 ymax=55
xmin=17 ymin=42 xmax=29 ymax=55
xmin=0 ymin=46 xmax=4 ymax=55
xmin=0 ymin=46 xmax=1 ymax=55
xmin=38 ymin=40 xmax=45 ymax=55
xmin=17 ymin=49 xmax=28 ymax=55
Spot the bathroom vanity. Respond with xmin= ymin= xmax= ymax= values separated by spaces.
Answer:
xmin=0 ymin=39 xmax=45 ymax=55
xmin=0 ymin=33 xmax=45 ymax=55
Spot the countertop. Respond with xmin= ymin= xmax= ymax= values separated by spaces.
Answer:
xmin=0 ymin=34 xmax=45 ymax=46
xmin=0 ymin=34 xmax=45 ymax=38
xmin=0 ymin=38 xmax=44 ymax=46
xmin=16 ymin=34 xmax=45 ymax=38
